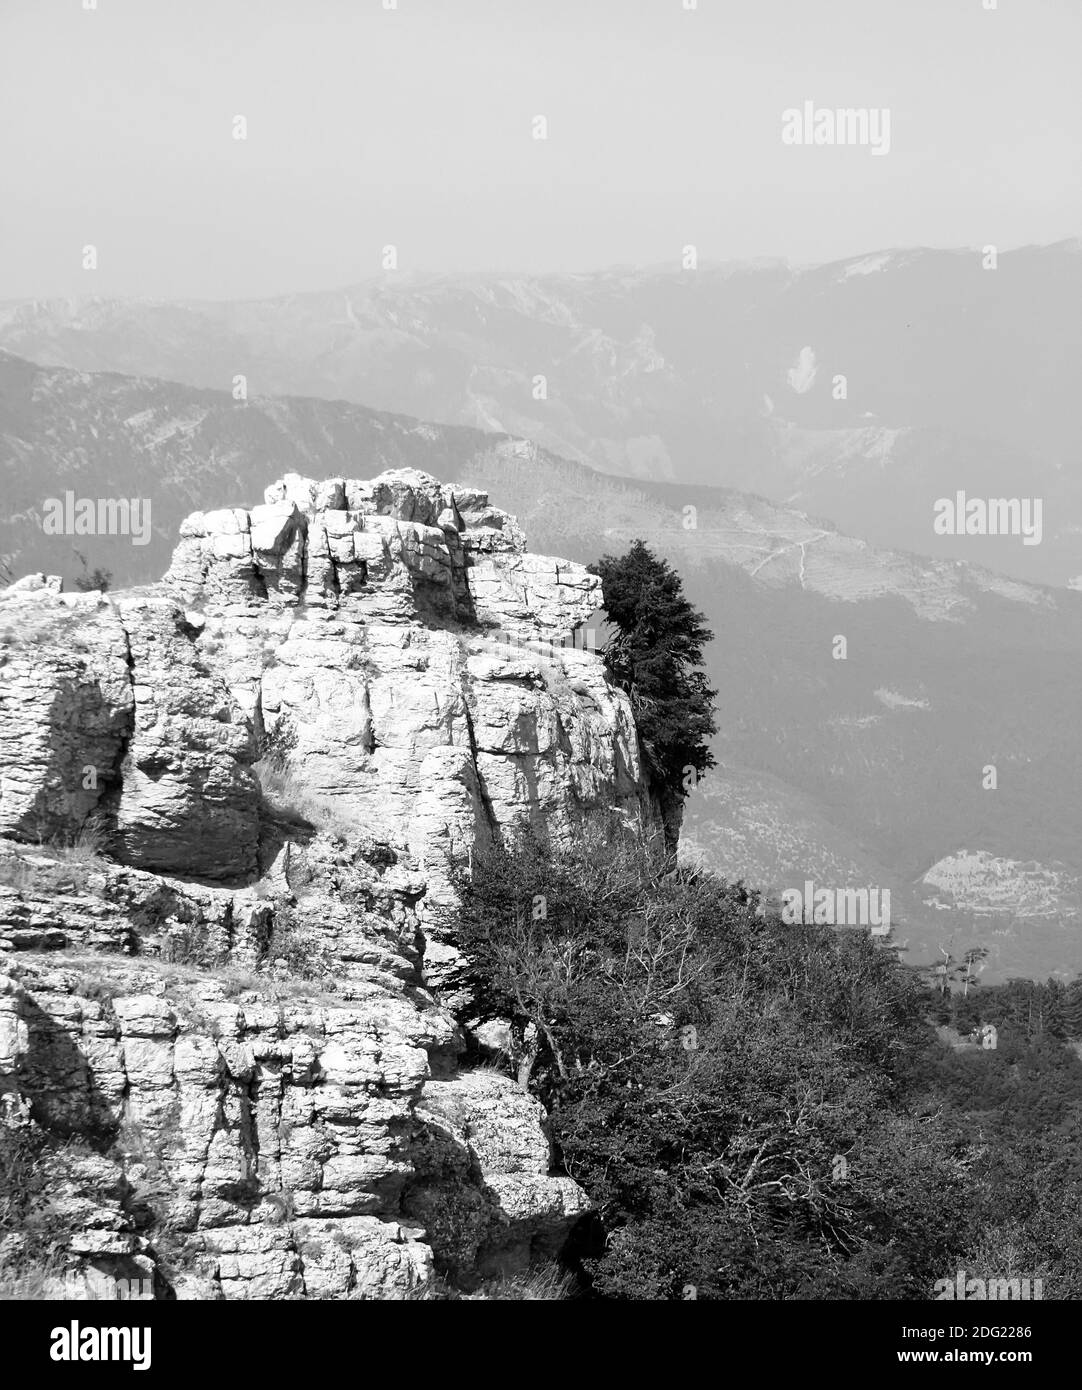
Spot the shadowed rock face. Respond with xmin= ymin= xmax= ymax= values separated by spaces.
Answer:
xmin=0 ymin=469 xmax=659 ymax=1299
xmin=0 ymin=582 xmax=133 ymax=843
xmin=0 ymin=580 xmax=260 ymax=882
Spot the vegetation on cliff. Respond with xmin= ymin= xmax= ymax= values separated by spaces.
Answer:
xmin=448 ymin=832 xmax=1082 ymax=1299
xmin=590 ymin=540 xmax=716 ymax=843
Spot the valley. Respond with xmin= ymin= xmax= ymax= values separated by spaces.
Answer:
xmin=2 ymin=350 xmax=1079 ymax=982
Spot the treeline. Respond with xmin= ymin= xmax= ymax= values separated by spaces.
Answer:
xmin=915 ymin=974 xmax=1082 ymax=1297
xmin=931 ymin=972 xmax=1082 ymax=1045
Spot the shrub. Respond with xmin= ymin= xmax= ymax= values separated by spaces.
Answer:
xmin=476 ymin=1266 xmax=574 ymax=1300
xmin=0 ymin=1122 xmax=46 ymax=1239
xmin=404 ymin=1265 xmax=575 ymax=1301
xmin=264 ymin=909 xmax=330 ymax=982
xmin=258 ymin=717 xmax=298 ymax=772
xmin=50 ymin=813 xmax=110 ymax=871
xmin=72 ymin=550 xmax=112 ymax=593
xmin=254 ymin=753 xmax=354 ymax=840
xmin=0 ymin=816 xmax=110 ymax=895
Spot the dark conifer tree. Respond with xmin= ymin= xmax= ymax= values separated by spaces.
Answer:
xmin=590 ymin=540 xmax=717 ymax=848
xmin=1064 ymin=976 xmax=1082 ymax=1040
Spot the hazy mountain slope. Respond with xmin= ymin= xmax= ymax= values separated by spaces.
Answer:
xmin=3 ymin=353 xmax=1080 ymax=981
xmin=0 ymin=349 xmax=538 ymax=586
xmin=3 ymin=242 xmax=1080 ymax=585
xmin=401 ymin=450 xmax=1082 ymax=983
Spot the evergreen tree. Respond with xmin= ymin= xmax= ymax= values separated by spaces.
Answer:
xmin=1064 ymin=976 xmax=1082 ymax=1040
xmin=589 ymin=540 xmax=717 ymax=846
xmin=1044 ymin=978 xmax=1067 ymax=1040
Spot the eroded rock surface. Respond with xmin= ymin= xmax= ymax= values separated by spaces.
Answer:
xmin=0 ymin=470 xmax=658 ymax=1297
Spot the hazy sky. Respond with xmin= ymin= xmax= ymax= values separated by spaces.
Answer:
xmin=1 ymin=0 xmax=1078 ymax=300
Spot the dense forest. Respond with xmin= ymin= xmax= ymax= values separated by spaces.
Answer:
xmin=444 ymin=834 xmax=1082 ymax=1299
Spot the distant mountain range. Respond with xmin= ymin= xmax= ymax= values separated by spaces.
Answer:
xmin=3 ymin=240 xmax=1081 ymax=587
xmin=0 ymin=348 xmax=540 ymax=586
xmin=2 ymin=348 xmax=1081 ymax=983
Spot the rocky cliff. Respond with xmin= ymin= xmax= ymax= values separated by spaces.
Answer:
xmin=0 ymin=468 xmax=658 ymax=1298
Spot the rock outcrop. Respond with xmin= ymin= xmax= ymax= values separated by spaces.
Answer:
xmin=0 ymin=469 xmax=658 ymax=1298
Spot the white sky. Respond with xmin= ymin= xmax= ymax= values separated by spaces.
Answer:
xmin=0 ymin=0 xmax=1078 ymax=299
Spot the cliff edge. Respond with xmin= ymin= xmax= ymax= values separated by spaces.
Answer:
xmin=0 ymin=469 xmax=658 ymax=1298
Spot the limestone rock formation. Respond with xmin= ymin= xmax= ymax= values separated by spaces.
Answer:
xmin=0 ymin=469 xmax=659 ymax=1298
xmin=160 ymin=468 xmax=650 ymax=893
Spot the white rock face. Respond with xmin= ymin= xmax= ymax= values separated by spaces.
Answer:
xmin=159 ymin=468 xmax=655 ymax=903
xmin=0 ymin=468 xmax=655 ymax=885
xmin=0 ymin=469 xmax=661 ymax=1298
xmin=0 ymin=948 xmax=445 ymax=1299
xmin=405 ymin=1070 xmax=592 ymax=1281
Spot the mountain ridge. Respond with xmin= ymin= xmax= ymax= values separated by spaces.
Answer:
xmin=4 ymin=240 xmax=1079 ymax=587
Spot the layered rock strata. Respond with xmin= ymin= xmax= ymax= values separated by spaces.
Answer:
xmin=0 ymin=470 xmax=655 ymax=1297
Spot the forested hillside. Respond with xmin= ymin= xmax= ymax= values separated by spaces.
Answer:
xmin=445 ymin=836 xmax=1082 ymax=1299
